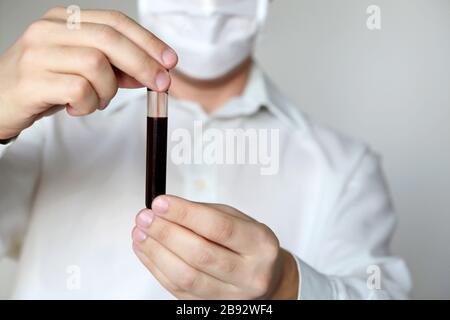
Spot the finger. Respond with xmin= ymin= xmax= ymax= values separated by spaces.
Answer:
xmin=151 ymin=196 xmax=264 ymax=255
xmin=131 ymin=233 xmax=198 ymax=300
xmin=25 ymin=19 xmax=170 ymax=91
xmin=43 ymin=7 xmax=178 ymax=69
xmin=114 ymin=68 xmax=144 ymax=89
xmin=25 ymin=72 xmax=99 ymax=116
xmin=207 ymin=203 xmax=256 ymax=222
xmin=35 ymin=105 xmax=66 ymax=121
xmin=135 ymin=209 xmax=245 ymax=286
xmin=30 ymin=45 xmax=117 ymax=109
xmin=132 ymin=230 xmax=240 ymax=299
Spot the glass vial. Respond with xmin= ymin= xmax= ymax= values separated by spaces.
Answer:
xmin=146 ymin=89 xmax=168 ymax=209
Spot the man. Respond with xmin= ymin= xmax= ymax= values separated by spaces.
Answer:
xmin=0 ymin=0 xmax=411 ymax=299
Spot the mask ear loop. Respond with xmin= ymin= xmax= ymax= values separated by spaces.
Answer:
xmin=256 ymin=0 xmax=269 ymax=23
xmin=255 ymin=0 xmax=269 ymax=43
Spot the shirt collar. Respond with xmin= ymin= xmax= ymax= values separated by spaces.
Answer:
xmin=164 ymin=63 xmax=270 ymax=121
xmin=104 ymin=63 xmax=306 ymax=131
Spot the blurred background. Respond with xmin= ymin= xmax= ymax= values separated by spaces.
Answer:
xmin=0 ymin=0 xmax=449 ymax=299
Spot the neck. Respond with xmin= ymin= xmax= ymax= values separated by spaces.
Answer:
xmin=168 ymin=58 xmax=253 ymax=114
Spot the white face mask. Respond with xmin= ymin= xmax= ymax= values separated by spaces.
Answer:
xmin=138 ymin=0 xmax=269 ymax=80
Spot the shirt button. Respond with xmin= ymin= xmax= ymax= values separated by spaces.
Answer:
xmin=194 ymin=179 xmax=207 ymax=191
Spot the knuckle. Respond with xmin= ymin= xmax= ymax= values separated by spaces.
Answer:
xmin=164 ymin=281 xmax=181 ymax=293
xmin=194 ymin=246 xmax=214 ymax=268
xmin=218 ymin=258 xmax=238 ymax=274
xmin=174 ymin=205 xmax=189 ymax=225
xmin=43 ymin=6 xmax=64 ymax=18
xmin=68 ymin=80 xmax=93 ymax=113
xmin=141 ymin=56 xmax=158 ymax=75
xmin=210 ymin=218 xmax=234 ymax=243
xmin=145 ymin=30 xmax=160 ymax=45
xmin=84 ymin=50 xmax=107 ymax=71
xmin=24 ymin=20 xmax=51 ymax=44
xmin=257 ymin=224 xmax=279 ymax=256
xmin=154 ymin=224 xmax=171 ymax=243
xmin=266 ymin=239 xmax=280 ymax=261
xmin=104 ymin=85 xmax=118 ymax=105
xmin=107 ymin=10 xmax=128 ymax=28
xmin=109 ymin=83 xmax=119 ymax=99
xmin=71 ymin=79 xmax=91 ymax=100
xmin=19 ymin=46 xmax=38 ymax=66
xmin=96 ymin=24 xmax=119 ymax=43
xmin=221 ymin=204 xmax=235 ymax=212
xmin=177 ymin=270 xmax=199 ymax=291
xmin=73 ymin=108 xmax=91 ymax=117
xmin=251 ymin=273 xmax=272 ymax=297
xmin=134 ymin=59 xmax=156 ymax=85
xmin=83 ymin=50 xmax=117 ymax=102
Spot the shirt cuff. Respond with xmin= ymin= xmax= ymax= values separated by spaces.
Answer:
xmin=292 ymin=254 xmax=336 ymax=300
xmin=0 ymin=141 xmax=13 ymax=158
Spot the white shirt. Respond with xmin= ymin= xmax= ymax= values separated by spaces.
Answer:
xmin=0 ymin=65 xmax=411 ymax=299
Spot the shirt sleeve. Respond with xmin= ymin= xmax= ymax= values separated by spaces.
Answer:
xmin=0 ymin=123 xmax=45 ymax=260
xmin=0 ymin=143 xmax=12 ymax=158
xmin=293 ymin=150 xmax=412 ymax=300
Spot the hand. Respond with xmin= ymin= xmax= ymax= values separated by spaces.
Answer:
xmin=132 ymin=195 xmax=299 ymax=300
xmin=0 ymin=7 xmax=178 ymax=139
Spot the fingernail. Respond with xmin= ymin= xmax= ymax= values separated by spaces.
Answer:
xmin=137 ymin=210 xmax=154 ymax=228
xmin=152 ymin=196 xmax=169 ymax=214
xmin=133 ymin=228 xmax=147 ymax=242
xmin=155 ymin=70 xmax=170 ymax=91
xmin=162 ymin=48 xmax=178 ymax=68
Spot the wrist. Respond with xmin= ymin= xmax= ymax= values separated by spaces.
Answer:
xmin=0 ymin=95 xmax=21 ymax=141
xmin=269 ymin=249 xmax=299 ymax=300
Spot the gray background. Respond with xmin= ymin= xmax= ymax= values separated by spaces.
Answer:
xmin=0 ymin=0 xmax=449 ymax=299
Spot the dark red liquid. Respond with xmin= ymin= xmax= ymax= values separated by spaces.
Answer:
xmin=146 ymin=117 xmax=168 ymax=209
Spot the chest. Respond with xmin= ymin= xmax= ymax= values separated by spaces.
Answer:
xmin=33 ymin=109 xmax=323 ymax=251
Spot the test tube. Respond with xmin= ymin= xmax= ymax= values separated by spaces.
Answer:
xmin=146 ymin=88 xmax=168 ymax=209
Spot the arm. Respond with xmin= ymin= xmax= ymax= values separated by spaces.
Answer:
xmin=130 ymin=150 xmax=411 ymax=300
xmin=0 ymin=6 xmax=177 ymax=257
xmin=132 ymin=196 xmax=299 ymax=299
xmin=0 ymin=7 xmax=177 ymax=141
xmin=0 ymin=123 xmax=44 ymax=260
xmin=295 ymin=150 xmax=411 ymax=299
